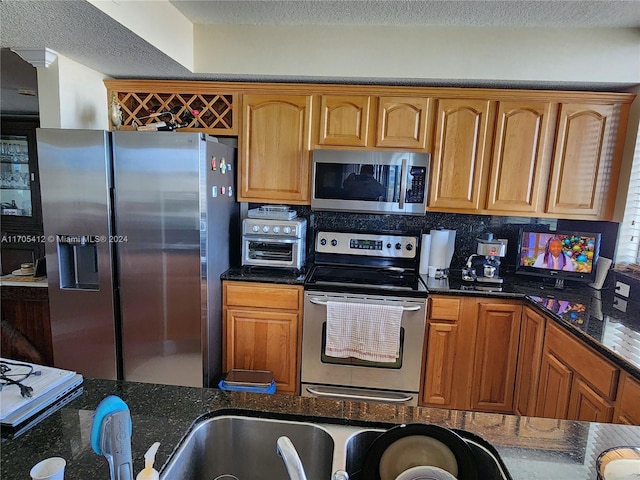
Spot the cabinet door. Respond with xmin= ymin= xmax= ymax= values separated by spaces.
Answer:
xmin=375 ymin=96 xmax=431 ymax=149
xmin=546 ymin=102 xmax=618 ymax=218
xmin=317 ymin=95 xmax=372 ymax=147
xmin=422 ymin=322 xmax=459 ymax=407
xmin=567 ymin=377 xmax=614 ymax=423
xmin=536 ymin=351 xmax=573 ymax=419
xmin=486 ymin=101 xmax=554 ymax=213
xmin=428 ymin=99 xmax=493 ymax=211
xmin=613 ymin=372 xmax=640 ymax=425
xmin=471 ymin=302 xmax=522 ymax=413
xmin=240 ymin=94 xmax=312 ymax=203
xmin=224 ymin=308 xmax=300 ymax=394
xmin=514 ymin=306 xmax=546 ymax=416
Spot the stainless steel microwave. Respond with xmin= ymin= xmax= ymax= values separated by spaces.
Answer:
xmin=311 ymin=150 xmax=430 ymax=215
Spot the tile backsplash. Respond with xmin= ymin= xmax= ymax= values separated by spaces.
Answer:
xmin=269 ymin=205 xmax=620 ymax=272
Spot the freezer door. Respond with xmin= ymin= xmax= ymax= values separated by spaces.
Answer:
xmin=37 ymin=129 xmax=118 ymax=379
xmin=112 ymin=131 xmax=205 ymax=387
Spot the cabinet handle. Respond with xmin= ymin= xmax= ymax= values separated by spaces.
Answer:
xmin=398 ymin=157 xmax=408 ymax=209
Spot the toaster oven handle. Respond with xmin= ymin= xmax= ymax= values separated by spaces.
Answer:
xmin=398 ymin=157 xmax=408 ymax=209
xmin=308 ymin=297 xmax=421 ymax=311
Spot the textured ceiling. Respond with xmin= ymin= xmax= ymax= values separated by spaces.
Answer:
xmin=1 ymin=0 xmax=639 ymax=104
xmin=170 ymin=0 xmax=640 ymax=28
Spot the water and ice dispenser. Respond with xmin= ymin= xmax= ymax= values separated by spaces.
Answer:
xmin=57 ymin=235 xmax=100 ymax=290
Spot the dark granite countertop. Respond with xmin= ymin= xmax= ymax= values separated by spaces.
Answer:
xmin=221 ymin=266 xmax=307 ymax=285
xmin=3 ymin=378 xmax=640 ymax=480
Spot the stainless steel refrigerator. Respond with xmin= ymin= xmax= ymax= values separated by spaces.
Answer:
xmin=36 ymin=129 xmax=238 ymax=387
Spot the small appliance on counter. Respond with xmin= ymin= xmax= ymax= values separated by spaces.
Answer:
xmin=462 ymin=233 xmax=508 ymax=289
xmin=241 ymin=205 xmax=307 ymax=272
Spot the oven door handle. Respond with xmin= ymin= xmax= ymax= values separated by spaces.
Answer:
xmin=244 ymin=236 xmax=300 ymax=244
xmin=306 ymin=386 xmax=414 ymax=403
xmin=308 ymin=297 xmax=421 ymax=311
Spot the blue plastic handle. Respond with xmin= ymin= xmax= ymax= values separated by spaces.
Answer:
xmin=90 ymin=395 xmax=132 ymax=455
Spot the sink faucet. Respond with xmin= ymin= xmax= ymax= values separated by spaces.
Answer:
xmin=276 ymin=436 xmax=349 ymax=480
xmin=277 ymin=436 xmax=307 ymax=480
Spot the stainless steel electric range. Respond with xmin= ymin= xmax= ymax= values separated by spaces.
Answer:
xmin=302 ymin=230 xmax=427 ymax=405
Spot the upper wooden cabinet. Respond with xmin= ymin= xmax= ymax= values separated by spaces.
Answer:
xmin=428 ymin=99 xmax=494 ymax=211
xmin=316 ymin=95 xmax=372 ymax=147
xmin=546 ymin=102 xmax=623 ymax=219
xmin=239 ymin=94 xmax=312 ymax=204
xmin=485 ymin=101 xmax=555 ymax=214
xmin=314 ymin=94 xmax=431 ymax=150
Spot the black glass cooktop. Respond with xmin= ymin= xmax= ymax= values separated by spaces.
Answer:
xmin=305 ymin=265 xmax=423 ymax=292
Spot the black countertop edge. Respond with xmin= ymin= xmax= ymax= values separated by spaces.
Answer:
xmin=221 ymin=266 xmax=307 ymax=285
xmin=3 ymin=378 xmax=640 ymax=480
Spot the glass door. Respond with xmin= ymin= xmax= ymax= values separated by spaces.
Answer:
xmin=1 ymin=133 xmax=33 ymax=217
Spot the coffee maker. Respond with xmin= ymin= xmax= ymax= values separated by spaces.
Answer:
xmin=463 ymin=233 xmax=508 ymax=286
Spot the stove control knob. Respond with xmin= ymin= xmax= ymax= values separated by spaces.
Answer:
xmin=331 ymin=239 xmax=338 ymax=247
xmin=386 ymin=243 xmax=392 ymax=249
xmin=262 ymin=225 xmax=270 ymax=233
xmin=273 ymin=226 xmax=280 ymax=233
xmin=406 ymin=243 xmax=413 ymax=251
xmin=320 ymin=238 xmax=327 ymax=246
xmin=395 ymin=243 xmax=402 ymax=250
xmin=283 ymin=226 xmax=291 ymax=234
xmin=252 ymin=225 xmax=260 ymax=233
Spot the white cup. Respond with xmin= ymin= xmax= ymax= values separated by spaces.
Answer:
xmin=30 ymin=457 xmax=66 ymax=480
xmin=428 ymin=265 xmax=437 ymax=278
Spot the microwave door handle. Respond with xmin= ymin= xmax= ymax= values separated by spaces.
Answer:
xmin=398 ymin=157 xmax=408 ymax=209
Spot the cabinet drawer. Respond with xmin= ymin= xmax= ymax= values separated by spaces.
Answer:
xmin=546 ymin=322 xmax=619 ymax=399
xmin=224 ymin=282 xmax=301 ymax=310
xmin=428 ymin=297 xmax=461 ymax=321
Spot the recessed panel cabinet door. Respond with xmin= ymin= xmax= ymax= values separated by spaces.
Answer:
xmin=240 ymin=94 xmax=312 ymax=203
xmin=567 ymin=377 xmax=614 ymax=423
xmin=546 ymin=103 xmax=618 ymax=218
xmin=513 ymin=306 xmax=546 ymax=416
xmin=376 ymin=96 xmax=431 ymax=150
xmin=428 ymin=99 xmax=493 ymax=211
xmin=536 ymin=351 xmax=573 ymax=419
xmin=486 ymin=101 xmax=555 ymax=213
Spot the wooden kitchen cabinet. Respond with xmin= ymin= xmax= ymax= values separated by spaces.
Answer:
xmin=514 ymin=305 xmax=546 ymax=416
xmin=314 ymin=94 xmax=431 ymax=150
xmin=316 ymin=95 xmax=373 ymax=147
xmin=239 ymin=94 xmax=312 ymax=204
xmin=536 ymin=321 xmax=619 ymax=422
xmin=613 ymin=372 xmax=640 ymax=425
xmin=222 ymin=281 xmax=303 ymax=394
xmin=421 ymin=296 xmax=521 ymax=413
xmin=546 ymin=102 xmax=625 ymax=219
xmin=0 ymin=285 xmax=53 ymax=365
xmin=485 ymin=101 xmax=555 ymax=214
xmin=471 ymin=301 xmax=522 ymax=413
xmin=428 ymin=98 xmax=494 ymax=211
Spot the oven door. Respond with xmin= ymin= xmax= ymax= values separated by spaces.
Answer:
xmin=242 ymin=236 xmax=302 ymax=268
xmin=301 ymin=291 xmax=426 ymax=403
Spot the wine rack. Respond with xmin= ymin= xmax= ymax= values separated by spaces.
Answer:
xmin=105 ymin=81 xmax=238 ymax=135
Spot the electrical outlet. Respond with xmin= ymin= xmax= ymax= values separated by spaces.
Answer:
xmin=613 ymin=296 xmax=628 ymax=312
xmin=615 ymin=281 xmax=631 ymax=298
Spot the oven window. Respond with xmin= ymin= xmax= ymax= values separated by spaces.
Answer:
xmin=314 ymin=163 xmax=426 ymax=204
xmin=247 ymin=241 xmax=293 ymax=262
xmin=320 ymin=323 xmax=404 ymax=369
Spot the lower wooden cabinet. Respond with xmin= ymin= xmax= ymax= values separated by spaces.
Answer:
xmin=536 ymin=321 xmax=618 ymax=423
xmin=222 ymin=281 xmax=303 ymax=394
xmin=0 ymin=285 xmax=53 ymax=365
xmin=421 ymin=295 xmax=521 ymax=413
xmin=613 ymin=372 xmax=640 ymax=425
xmin=514 ymin=306 xmax=546 ymax=416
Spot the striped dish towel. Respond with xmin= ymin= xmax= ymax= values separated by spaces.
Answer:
xmin=325 ymin=301 xmax=403 ymax=363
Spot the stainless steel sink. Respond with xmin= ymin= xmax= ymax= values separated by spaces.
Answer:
xmin=343 ymin=428 xmax=513 ymax=480
xmin=160 ymin=415 xmax=335 ymax=480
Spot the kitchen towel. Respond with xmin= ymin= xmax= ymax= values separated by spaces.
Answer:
xmin=419 ymin=234 xmax=432 ymax=274
xmin=429 ymin=229 xmax=450 ymax=269
xmin=325 ymin=301 xmax=403 ymax=363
